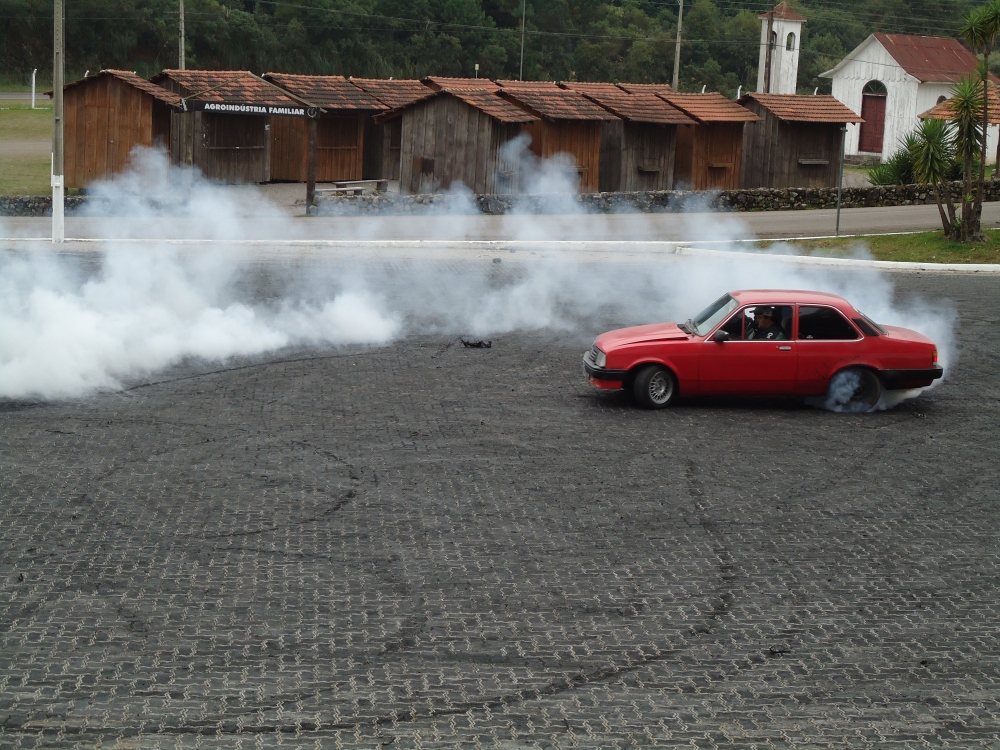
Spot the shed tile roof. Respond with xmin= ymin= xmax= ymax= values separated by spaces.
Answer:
xmin=873 ymin=34 xmax=985 ymax=83
xmin=657 ymin=92 xmax=759 ymax=122
xmin=739 ymin=93 xmax=862 ymax=123
xmin=347 ymin=78 xmax=434 ymax=109
xmin=616 ymin=82 xmax=675 ymax=95
xmin=495 ymin=80 xmax=560 ymax=90
xmin=758 ymin=1 xmax=806 ymax=22
xmin=424 ymin=76 xmax=499 ymax=91
xmin=500 ymin=88 xmax=620 ymax=120
xmin=444 ymin=89 xmax=540 ymax=122
xmin=919 ymin=84 xmax=1000 ymax=124
xmin=558 ymin=82 xmax=625 ymax=95
xmin=152 ymin=69 xmax=302 ymax=105
xmin=59 ymin=69 xmax=183 ymax=107
xmin=263 ymin=73 xmax=386 ymax=110
xmin=582 ymin=91 xmax=695 ymax=125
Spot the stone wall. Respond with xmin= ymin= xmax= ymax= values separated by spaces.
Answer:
xmin=1 ymin=181 xmax=996 ymax=217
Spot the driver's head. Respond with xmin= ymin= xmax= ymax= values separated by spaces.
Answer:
xmin=755 ymin=306 xmax=776 ymax=325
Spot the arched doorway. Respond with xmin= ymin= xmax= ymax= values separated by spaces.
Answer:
xmin=858 ymin=80 xmax=887 ymax=153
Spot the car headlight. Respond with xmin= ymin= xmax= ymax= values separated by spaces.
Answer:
xmin=591 ymin=345 xmax=607 ymax=368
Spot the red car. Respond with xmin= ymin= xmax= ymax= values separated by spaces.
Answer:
xmin=583 ymin=290 xmax=943 ymax=411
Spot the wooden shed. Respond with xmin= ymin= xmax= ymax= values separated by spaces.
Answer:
xmin=574 ymin=90 xmax=695 ymax=191
xmin=375 ymin=87 xmax=538 ymax=194
xmin=263 ymin=73 xmax=386 ymax=182
xmin=657 ymin=92 xmax=759 ymax=190
xmin=498 ymin=86 xmax=619 ymax=192
xmin=151 ymin=69 xmax=311 ymax=183
xmin=347 ymin=78 xmax=436 ymax=181
xmin=738 ymin=93 xmax=864 ymax=189
xmin=59 ymin=69 xmax=181 ymax=189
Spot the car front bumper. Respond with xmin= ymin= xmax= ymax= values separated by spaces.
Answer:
xmin=882 ymin=365 xmax=944 ymax=390
xmin=583 ymin=351 xmax=627 ymax=387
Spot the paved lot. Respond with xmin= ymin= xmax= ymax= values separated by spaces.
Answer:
xmin=2 ymin=267 xmax=999 ymax=748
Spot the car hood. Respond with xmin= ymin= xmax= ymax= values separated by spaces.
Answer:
xmin=596 ymin=322 xmax=690 ymax=350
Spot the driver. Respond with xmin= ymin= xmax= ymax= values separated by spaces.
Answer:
xmin=746 ymin=306 xmax=787 ymax=340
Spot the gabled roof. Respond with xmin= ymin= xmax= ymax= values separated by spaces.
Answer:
xmin=423 ymin=76 xmax=499 ymax=91
xmin=56 ymin=69 xmax=183 ymax=108
xmin=500 ymin=88 xmax=620 ymax=121
xmin=347 ymin=78 xmax=434 ymax=109
xmin=495 ymin=80 xmax=560 ymax=90
xmin=657 ymin=92 xmax=759 ymax=123
xmin=558 ymin=82 xmax=625 ymax=95
xmin=375 ymin=88 xmax=538 ymax=124
xmin=919 ymin=84 xmax=1000 ymax=124
xmin=582 ymin=91 xmax=695 ymax=125
xmin=821 ymin=34 xmax=990 ymax=83
xmin=262 ymin=73 xmax=386 ymax=110
xmin=616 ymin=83 xmax=675 ymax=95
xmin=739 ymin=93 xmax=862 ymax=123
xmin=152 ymin=69 xmax=303 ymax=106
xmin=757 ymin=1 xmax=806 ymax=22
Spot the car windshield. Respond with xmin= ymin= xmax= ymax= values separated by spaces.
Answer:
xmin=689 ymin=294 xmax=739 ymax=336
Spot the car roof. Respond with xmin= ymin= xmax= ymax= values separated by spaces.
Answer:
xmin=730 ymin=289 xmax=852 ymax=306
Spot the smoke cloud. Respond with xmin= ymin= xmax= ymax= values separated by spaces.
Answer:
xmin=0 ymin=147 xmax=956 ymax=405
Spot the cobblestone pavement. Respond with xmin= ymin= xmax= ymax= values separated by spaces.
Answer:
xmin=2 ymin=269 xmax=999 ymax=749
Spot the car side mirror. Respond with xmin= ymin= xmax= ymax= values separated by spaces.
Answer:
xmin=713 ymin=330 xmax=731 ymax=343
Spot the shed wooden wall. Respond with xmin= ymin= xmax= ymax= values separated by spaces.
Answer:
xmin=270 ymin=115 xmax=365 ymax=182
xmin=363 ymin=118 xmax=402 ymax=181
xmin=674 ymin=122 xmax=743 ymax=190
xmin=398 ymin=96 xmax=520 ymax=194
xmin=620 ymin=122 xmax=677 ymax=192
xmin=598 ymin=120 xmax=623 ymax=192
xmin=522 ymin=119 xmax=602 ymax=192
xmin=169 ymin=111 xmax=271 ymax=183
xmin=64 ymin=76 xmax=171 ymax=188
xmin=739 ymin=104 xmax=842 ymax=188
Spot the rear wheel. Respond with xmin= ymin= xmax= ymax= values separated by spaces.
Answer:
xmin=632 ymin=365 xmax=677 ymax=409
xmin=825 ymin=367 xmax=882 ymax=412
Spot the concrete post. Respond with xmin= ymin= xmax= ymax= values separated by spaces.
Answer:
xmin=52 ymin=0 xmax=65 ymax=243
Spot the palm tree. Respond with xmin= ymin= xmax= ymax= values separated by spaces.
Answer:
xmin=961 ymin=0 xmax=1000 ymax=228
xmin=948 ymin=77 xmax=984 ymax=241
xmin=910 ymin=118 xmax=958 ymax=238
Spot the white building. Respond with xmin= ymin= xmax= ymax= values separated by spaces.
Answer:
xmin=821 ymin=33 xmax=996 ymax=161
xmin=756 ymin=2 xmax=805 ymax=95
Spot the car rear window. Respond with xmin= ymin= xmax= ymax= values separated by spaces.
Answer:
xmin=853 ymin=317 xmax=880 ymax=337
xmin=798 ymin=306 xmax=859 ymax=340
xmin=857 ymin=312 xmax=887 ymax=335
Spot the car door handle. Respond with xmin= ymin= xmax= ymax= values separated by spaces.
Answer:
xmin=777 ymin=345 xmax=791 ymax=351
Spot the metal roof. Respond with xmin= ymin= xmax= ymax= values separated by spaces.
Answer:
xmin=739 ymin=93 xmax=862 ymax=123
xmin=657 ymin=92 xmax=760 ymax=123
xmin=55 ymin=69 xmax=183 ymax=108
xmin=757 ymin=1 xmax=806 ymax=22
xmin=873 ymin=33 xmax=985 ymax=83
xmin=423 ymin=76 xmax=499 ymax=91
xmin=581 ymin=91 xmax=696 ymax=125
xmin=151 ymin=69 xmax=303 ymax=106
xmin=347 ymin=78 xmax=435 ymax=109
xmin=263 ymin=73 xmax=386 ymax=110
xmin=500 ymin=88 xmax=620 ymax=121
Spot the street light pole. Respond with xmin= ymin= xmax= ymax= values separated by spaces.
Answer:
xmin=836 ymin=125 xmax=847 ymax=236
xmin=672 ymin=0 xmax=683 ymax=89
xmin=763 ymin=2 xmax=774 ymax=93
xmin=52 ymin=0 xmax=65 ymax=243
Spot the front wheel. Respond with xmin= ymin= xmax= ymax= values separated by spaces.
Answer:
xmin=825 ymin=367 xmax=882 ymax=412
xmin=632 ymin=365 xmax=677 ymax=409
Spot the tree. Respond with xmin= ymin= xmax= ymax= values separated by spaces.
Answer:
xmin=909 ymin=118 xmax=958 ymax=238
xmin=948 ymin=76 xmax=985 ymax=241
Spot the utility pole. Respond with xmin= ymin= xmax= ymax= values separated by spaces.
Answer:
xmin=31 ymin=69 xmax=37 ymax=108
xmin=763 ymin=2 xmax=775 ymax=93
xmin=52 ymin=0 xmax=65 ymax=243
xmin=836 ymin=125 xmax=846 ymax=236
xmin=179 ymin=0 xmax=186 ymax=69
xmin=672 ymin=0 xmax=684 ymax=89
xmin=519 ymin=0 xmax=526 ymax=81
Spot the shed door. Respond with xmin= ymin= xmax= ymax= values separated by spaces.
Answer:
xmin=858 ymin=94 xmax=886 ymax=153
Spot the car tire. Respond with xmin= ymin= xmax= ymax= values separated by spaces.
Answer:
xmin=632 ymin=365 xmax=677 ymax=409
xmin=825 ymin=367 xmax=883 ymax=413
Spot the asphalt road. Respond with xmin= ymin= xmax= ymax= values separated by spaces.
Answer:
xmin=7 ymin=201 xmax=1000 ymax=241
xmin=2 ymin=262 xmax=998 ymax=748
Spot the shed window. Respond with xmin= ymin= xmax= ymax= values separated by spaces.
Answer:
xmin=786 ymin=33 xmax=795 ymax=51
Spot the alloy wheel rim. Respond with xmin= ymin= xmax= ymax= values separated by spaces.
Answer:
xmin=649 ymin=372 xmax=671 ymax=404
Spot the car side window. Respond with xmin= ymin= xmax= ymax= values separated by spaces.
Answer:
xmin=719 ymin=311 xmax=744 ymax=338
xmin=798 ymin=306 xmax=859 ymax=340
xmin=744 ymin=305 xmax=792 ymax=340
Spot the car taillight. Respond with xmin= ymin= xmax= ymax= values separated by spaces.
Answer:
xmin=932 ymin=349 xmax=938 ymax=364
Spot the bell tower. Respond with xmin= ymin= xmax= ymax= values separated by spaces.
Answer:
xmin=757 ymin=2 xmax=806 ymax=95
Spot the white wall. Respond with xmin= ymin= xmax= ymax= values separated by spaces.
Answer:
xmin=757 ymin=17 xmax=803 ymax=94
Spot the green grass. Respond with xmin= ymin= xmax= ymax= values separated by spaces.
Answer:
xmin=0 ymin=101 xmax=53 ymax=195
xmin=759 ymin=230 xmax=1000 ymax=264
